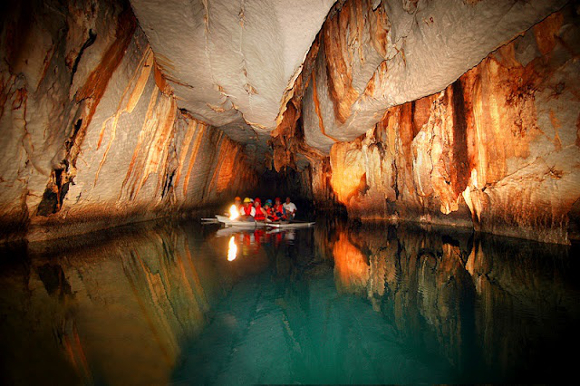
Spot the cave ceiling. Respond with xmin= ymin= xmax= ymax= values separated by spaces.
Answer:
xmin=130 ymin=0 xmax=336 ymax=156
xmin=130 ymin=0 xmax=567 ymax=162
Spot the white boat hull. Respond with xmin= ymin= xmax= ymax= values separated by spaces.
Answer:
xmin=215 ymin=215 xmax=314 ymax=229
xmin=215 ymin=215 xmax=267 ymax=228
xmin=267 ymin=221 xmax=315 ymax=228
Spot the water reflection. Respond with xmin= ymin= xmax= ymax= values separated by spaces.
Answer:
xmin=0 ymin=221 xmax=231 ymax=385
xmin=321 ymin=221 xmax=580 ymax=383
xmin=227 ymin=236 xmax=237 ymax=261
xmin=0 ymin=219 xmax=578 ymax=384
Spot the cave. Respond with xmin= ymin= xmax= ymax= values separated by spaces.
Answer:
xmin=0 ymin=0 xmax=578 ymax=244
xmin=1 ymin=0 xmax=580 ymax=384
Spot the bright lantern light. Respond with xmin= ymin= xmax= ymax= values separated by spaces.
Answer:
xmin=227 ymin=236 xmax=238 ymax=261
xmin=229 ymin=205 xmax=239 ymax=220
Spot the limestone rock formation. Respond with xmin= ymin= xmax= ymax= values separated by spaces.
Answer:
xmin=129 ymin=0 xmax=336 ymax=152
xmin=308 ymin=7 xmax=580 ymax=244
xmin=268 ymin=0 xmax=578 ymax=244
xmin=0 ymin=0 xmax=257 ymax=242
xmin=1 ymin=0 xmax=578 ymax=244
xmin=300 ymin=0 xmax=568 ymax=152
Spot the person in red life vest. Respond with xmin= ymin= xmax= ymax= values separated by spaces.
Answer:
xmin=274 ymin=197 xmax=286 ymax=220
xmin=264 ymin=199 xmax=279 ymax=221
xmin=239 ymin=197 xmax=256 ymax=221
xmin=253 ymin=198 xmax=267 ymax=221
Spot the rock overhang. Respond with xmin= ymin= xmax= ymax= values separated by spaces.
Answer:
xmin=129 ymin=0 xmax=568 ymax=165
xmin=129 ymin=0 xmax=337 ymax=160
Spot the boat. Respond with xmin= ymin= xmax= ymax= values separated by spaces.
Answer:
xmin=215 ymin=215 xmax=268 ymax=228
xmin=215 ymin=215 xmax=315 ymax=229
xmin=200 ymin=217 xmax=220 ymax=224
xmin=266 ymin=220 xmax=315 ymax=228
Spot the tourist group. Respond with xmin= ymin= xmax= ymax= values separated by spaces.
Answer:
xmin=229 ymin=196 xmax=297 ymax=222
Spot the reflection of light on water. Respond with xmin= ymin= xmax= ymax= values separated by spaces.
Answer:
xmin=284 ymin=229 xmax=296 ymax=241
xmin=229 ymin=205 xmax=239 ymax=220
xmin=227 ymin=236 xmax=238 ymax=261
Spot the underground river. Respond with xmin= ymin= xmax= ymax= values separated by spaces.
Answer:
xmin=1 ymin=218 xmax=579 ymax=385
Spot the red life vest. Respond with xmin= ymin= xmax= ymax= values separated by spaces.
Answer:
xmin=266 ymin=207 xmax=279 ymax=221
xmin=254 ymin=205 xmax=266 ymax=221
xmin=242 ymin=205 xmax=253 ymax=216
xmin=274 ymin=203 xmax=285 ymax=218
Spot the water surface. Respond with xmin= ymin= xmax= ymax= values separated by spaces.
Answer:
xmin=1 ymin=219 xmax=578 ymax=385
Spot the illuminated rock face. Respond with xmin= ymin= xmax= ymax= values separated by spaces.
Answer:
xmin=309 ymin=8 xmax=580 ymax=244
xmin=1 ymin=0 xmax=578 ymax=244
xmin=129 ymin=0 xmax=336 ymax=131
xmin=0 ymin=0 xmax=257 ymax=241
xmin=298 ymin=0 xmax=567 ymax=152
xmin=129 ymin=0 xmax=565 ymax=153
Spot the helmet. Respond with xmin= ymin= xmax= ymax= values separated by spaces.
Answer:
xmin=265 ymin=199 xmax=273 ymax=205
xmin=243 ymin=197 xmax=252 ymax=203
xmin=254 ymin=198 xmax=261 ymax=203
xmin=235 ymin=196 xmax=241 ymax=201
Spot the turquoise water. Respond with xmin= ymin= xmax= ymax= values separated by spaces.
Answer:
xmin=1 ymin=219 xmax=579 ymax=385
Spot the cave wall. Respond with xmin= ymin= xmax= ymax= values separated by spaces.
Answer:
xmin=1 ymin=0 xmax=578 ymax=244
xmin=0 ymin=0 xmax=257 ymax=242
xmin=299 ymin=0 xmax=568 ymax=152
xmin=303 ymin=4 xmax=580 ymax=244
xmin=129 ymin=0 xmax=336 ymax=132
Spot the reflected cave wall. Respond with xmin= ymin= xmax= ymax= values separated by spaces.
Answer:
xmin=0 ymin=220 xmax=238 ymax=385
xmin=321 ymin=220 xmax=580 ymax=380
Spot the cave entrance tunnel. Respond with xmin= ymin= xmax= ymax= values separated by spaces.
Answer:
xmin=240 ymin=165 xmax=323 ymax=222
xmin=254 ymin=168 xmax=305 ymax=205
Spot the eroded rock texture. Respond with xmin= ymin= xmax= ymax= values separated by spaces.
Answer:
xmin=299 ymin=3 xmax=580 ymax=244
xmin=291 ymin=0 xmax=566 ymax=152
xmin=129 ymin=0 xmax=336 ymax=154
xmin=0 ymin=0 xmax=257 ymax=241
